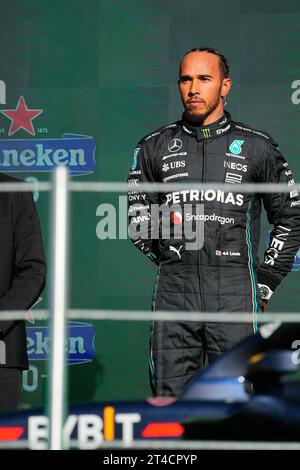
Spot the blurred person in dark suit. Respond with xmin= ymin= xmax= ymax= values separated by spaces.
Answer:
xmin=0 ymin=174 xmax=46 ymax=411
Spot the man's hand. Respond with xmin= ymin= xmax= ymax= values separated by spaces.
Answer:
xmin=258 ymin=284 xmax=273 ymax=312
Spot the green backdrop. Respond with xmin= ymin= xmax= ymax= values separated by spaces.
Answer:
xmin=0 ymin=0 xmax=300 ymax=408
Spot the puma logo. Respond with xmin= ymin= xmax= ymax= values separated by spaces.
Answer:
xmin=169 ymin=245 xmax=183 ymax=259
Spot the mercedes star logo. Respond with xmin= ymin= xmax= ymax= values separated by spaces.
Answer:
xmin=168 ymin=138 xmax=182 ymax=153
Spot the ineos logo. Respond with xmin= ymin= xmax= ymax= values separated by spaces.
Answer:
xmin=168 ymin=139 xmax=182 ymax=153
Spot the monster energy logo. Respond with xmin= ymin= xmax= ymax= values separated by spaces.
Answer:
xmin=201 ymin=128 xmax=211 ymax=138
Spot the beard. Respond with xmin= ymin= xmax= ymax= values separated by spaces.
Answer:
xmin=183 ymin=88 xmax=222 ymax=126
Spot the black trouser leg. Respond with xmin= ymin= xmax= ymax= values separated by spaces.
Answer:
xmin=0 ymin=368 xmax=22 ymax=413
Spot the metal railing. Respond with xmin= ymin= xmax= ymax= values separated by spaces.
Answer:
xmin=0 ymin=309 xmax=299 ymax=323
xmin=0 ymin=174 xmax=299 ymax=450
xmin=48 ymin=167 xmax=69 ymax=450
xmin=1 ymin=180 xmax=300 ymax=193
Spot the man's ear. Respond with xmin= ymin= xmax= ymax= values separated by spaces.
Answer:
xmin=221 ymin=77 xmax=232 ymax=99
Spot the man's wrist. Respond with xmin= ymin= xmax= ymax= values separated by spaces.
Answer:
xmin=258 ymin=283 xmax=273 ymax=300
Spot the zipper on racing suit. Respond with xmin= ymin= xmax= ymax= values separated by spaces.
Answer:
xmin=198 ymin=139 xmax=206 ymax=313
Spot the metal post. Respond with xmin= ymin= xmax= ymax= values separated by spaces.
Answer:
xmin=49 ymin=166 xmax=69 ymax=450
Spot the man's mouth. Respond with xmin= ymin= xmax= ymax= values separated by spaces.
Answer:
xmin=187 ymin=99 xmax=205 ymax=105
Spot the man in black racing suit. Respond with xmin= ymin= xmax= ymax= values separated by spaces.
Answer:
xmin=127 ymin=48 xmax=300 ymax=397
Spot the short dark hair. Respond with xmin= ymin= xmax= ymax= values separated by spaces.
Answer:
xmin=180 ymin=47 xmax=230 ymax=79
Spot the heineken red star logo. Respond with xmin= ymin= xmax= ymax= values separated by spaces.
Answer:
xmin=0 ymin=96 xmax=43 ymax=136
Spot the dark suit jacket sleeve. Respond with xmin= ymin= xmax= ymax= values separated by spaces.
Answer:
xmin=0 ymin=191 xmax=47 ymax=312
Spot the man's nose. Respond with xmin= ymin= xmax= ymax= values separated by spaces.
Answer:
xmin=188 ymin=78 xmax=200 ymax=95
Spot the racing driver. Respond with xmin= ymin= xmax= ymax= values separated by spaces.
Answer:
xmin=127 ymin=47 xmax=300 ymax=397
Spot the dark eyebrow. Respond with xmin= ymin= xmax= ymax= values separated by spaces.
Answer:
xmin=179 ymin=74 xmax=213 ymax=81
xmin=197 ymin=74 xmax=213 ymax=79
xmin=179 ymin=75 xmax=192 ymax=81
